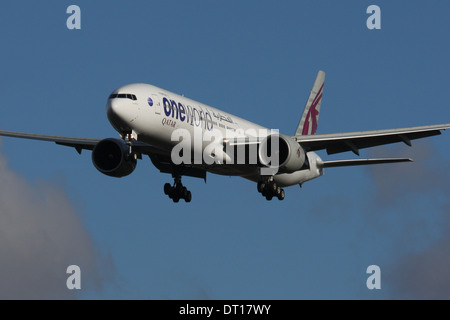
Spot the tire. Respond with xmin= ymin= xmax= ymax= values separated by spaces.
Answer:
xmin=173 ymin=196 xmax=180 ymax=203
xmin=164 ymin=183 xmax=171 ymax=195
xmin=182 ymin=186 xmax=188 ymax=198
xmin=185 ymin=191 xmax=192 ymax=203
xmin=278 ymin=189 xmax=285 ymax=200
xmin=265 ymin=194 xmax=273 ymax=201
xmin=261 ymin=188 xmax=267 ymax=197
xmin=257 ymin=182 xmax=265 ymax=193
xmin=271 ymin=182 xmax=277 ymax=193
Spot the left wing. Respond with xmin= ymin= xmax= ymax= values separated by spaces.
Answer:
xmin=0 ymin=129 xmax=169 ymax=157
xmin=0 ymin=129 xmax=100 ymax=154
xmin=295 ymin=123 xmax=450 ymax=155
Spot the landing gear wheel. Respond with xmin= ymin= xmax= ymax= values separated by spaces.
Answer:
xmin=270 ymin=181 xmax=277 ymax=193
xmin=277 ymin=188 xmax=285 ymax=200
xmin=164 ymin=183 xmax=171 ymax=195
xmin=164 ymin=175 xmax=193 ymax=203
xmin=257 ymin=181 xmax=265 ymax=193
xmin=185 ymin=191 xmax=192 ymax=203
xmin=257 ymin=179 xmax=285 ymax=201
xmin=276 ymin=186 xmax=281 ymax=196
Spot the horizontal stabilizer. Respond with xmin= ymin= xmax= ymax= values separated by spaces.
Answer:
xmin=318 ymin=158 xmax=413 ymax=168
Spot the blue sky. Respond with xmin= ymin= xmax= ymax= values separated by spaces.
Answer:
xmin=0 ymin=1 xmax=449 ymax=299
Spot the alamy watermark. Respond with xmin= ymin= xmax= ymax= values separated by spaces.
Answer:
xmin=66 ymin=265 xmax=81 ymax=290
xmin=366 ymin=5 xmax=381 ymax=30
xmin=170 ymin=127 xmax=283 ymax=176
xmin=66 ymin=5 xmax=81 ymax=30
xmin=366 ymin=265 xmax=381 ymax=290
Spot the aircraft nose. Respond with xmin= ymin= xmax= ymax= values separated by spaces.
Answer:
xmin=106 ymin=98 xmax=133 ymax=132
xmin=107 ymin=99 xmax=130 ymax=120
xmin=107 ymin=98 xmax=120 ymax=118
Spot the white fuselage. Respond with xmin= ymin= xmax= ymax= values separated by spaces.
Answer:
xmin=106 ymin=83 xmax=323 ymax=187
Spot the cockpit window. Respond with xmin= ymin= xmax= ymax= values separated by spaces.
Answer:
xmin=109 ymin=93 xmax=137 ymax=101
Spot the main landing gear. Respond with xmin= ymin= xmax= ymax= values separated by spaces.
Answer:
xmin=257 ymin=180 xmax=285 ymax=201
xmin=164 ymin=175 xmax=192 ymax=203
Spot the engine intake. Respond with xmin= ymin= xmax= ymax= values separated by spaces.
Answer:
xmin=92 ymin=138 xmax=137 ymax=177
xmin=258 ymin=134 xmax=305 ymax=173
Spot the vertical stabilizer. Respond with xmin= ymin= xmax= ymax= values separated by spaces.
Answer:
xmin=295 ymin=70 xmax=325 ymax=136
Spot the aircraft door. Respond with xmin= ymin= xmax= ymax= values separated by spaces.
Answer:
xmin=151 ymin=94 xmax=161 ymax=115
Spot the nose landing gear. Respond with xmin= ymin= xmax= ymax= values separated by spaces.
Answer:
xmin=164 ymin=175 xmax=192 ymax=203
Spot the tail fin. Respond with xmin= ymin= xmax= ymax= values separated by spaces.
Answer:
xmin=295 ymin=70 xmax=325 ymax=136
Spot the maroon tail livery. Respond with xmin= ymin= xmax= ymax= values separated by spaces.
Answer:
xmin=295 ymin=71 xmax=325 ymax=136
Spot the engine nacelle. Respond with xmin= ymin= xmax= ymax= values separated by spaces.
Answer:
xmin=92 ymin=138 xmax=137 ymax=177
xmin=258 ymin=134 xmax=305 ymax=173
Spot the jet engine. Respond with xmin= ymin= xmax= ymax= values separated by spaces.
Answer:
xmin=258 ymin=134 xmax=305 ymax=173
xmin=92 ymin=138 xmax=137 ymax=177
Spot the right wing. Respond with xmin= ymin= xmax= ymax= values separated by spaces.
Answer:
xmin=295 ymin=123 xmax=450 ymax=155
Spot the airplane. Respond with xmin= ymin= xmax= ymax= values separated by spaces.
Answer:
xmin=0 ymin=70 xmax=449 ymax=203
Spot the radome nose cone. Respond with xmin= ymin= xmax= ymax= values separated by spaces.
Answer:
xmin=107 ymin=99 xmax=127 ymax=121
xmin=106 ymin=98 xmax=136 ymax=133
xmin=107 ymin=99 xmax=126 ymax=131
xmin=107 ymin=99 xmax=118 ymax=116
xmin=106 ymin=99 xmax=117 ymax=122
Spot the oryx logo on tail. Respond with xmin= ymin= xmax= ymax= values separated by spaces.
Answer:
xmin=295 ymin=71 xmax=325 ymax=136
xmin=301 ymin=83 xmax=323 ymax=135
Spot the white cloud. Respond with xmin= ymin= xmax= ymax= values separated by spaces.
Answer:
xmin=0 ymin=150 xmax=106 ymax=299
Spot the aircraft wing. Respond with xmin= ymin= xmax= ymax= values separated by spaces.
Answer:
xmin=295 ymin=123 xmax=450 ymax=155
xmin=0 ymin=129 xmax=100 ymax=154
xmin=0 ymin=129 xmax=169 ymax=157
